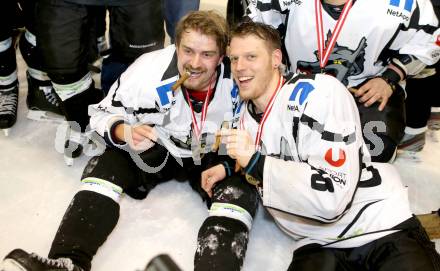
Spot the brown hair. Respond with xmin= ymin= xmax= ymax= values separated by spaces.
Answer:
xmin=230 ymin=20 xmax=281 ymax=52
xmin=175 ymin=10 xmax=229 ymax=56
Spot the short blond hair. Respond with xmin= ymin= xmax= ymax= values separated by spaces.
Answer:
xmin=231 ymin=20 xmax=281 ymax=52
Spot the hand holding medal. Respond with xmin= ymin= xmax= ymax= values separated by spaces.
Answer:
xmin=212 ymin=122 xmax=244 ymax=173
xmin=218 ymin=129 xmax=256 ymax=171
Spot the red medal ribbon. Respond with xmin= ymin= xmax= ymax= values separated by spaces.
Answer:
xmin=315 ymin=0 xmax=353 ymax=70
xmin=184 ymin=77 xmax=214 ymax=140
xmin=240 ymin=75 xmax=284 ymax=151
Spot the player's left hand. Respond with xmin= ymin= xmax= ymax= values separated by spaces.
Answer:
xmin=351 ymin=77 xmax=393 ymax=111
xmin=219 ymin=129 xmax=255 ymax=168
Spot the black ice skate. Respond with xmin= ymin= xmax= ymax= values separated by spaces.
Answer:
xmin=26 ymin=71 xmax=64 ymax=124
xmin=1 ymin=249 xmax=83 ymax=271
xmin=0 ymin=84 xmax=18 ymax=136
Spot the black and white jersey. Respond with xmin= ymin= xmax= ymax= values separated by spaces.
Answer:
xmin=235 ymin=73 xmax=412 ymax=249
xmin=247 ymin=0 xmax=440 ymax=87
xmin=90 ymin=45 xmax=240 ymax=158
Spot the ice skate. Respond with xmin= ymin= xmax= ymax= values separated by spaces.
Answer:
xmin=1 ymin=249 xmax=83 ymax=271
xmin=26 ymin=70 xmax=64 ymax=124
xmin=397 ymin=131 xmax=426 ymax=162
xmin=0 ymin=85 xmax=18 ymax=136
xmin=427 ymin=110 xmax=440 ymax=131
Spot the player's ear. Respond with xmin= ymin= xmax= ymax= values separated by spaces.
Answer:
xmin=218 ymin=55 xmax=224 ymax=66
xmin=272 ymin=48 xmax=282 ymax=69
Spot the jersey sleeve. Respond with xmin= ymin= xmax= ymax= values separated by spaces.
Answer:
xmin=262 ymin=75 xmax=364 ymax=223
xmin=89 ymin=52 xmax=168 ymax=146
xmin=392 ymin=0 xmax=440 ymax=66
xmin=246 ymin=0 xmax=290 ymax=34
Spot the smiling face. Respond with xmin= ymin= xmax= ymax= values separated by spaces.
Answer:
xmin=176 ymin=29 xmax=223 ymax=91
xmin=229 ymin=34 xmax=282 ymax=108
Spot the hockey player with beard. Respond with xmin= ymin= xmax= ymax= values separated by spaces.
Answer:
xmin=0 ymin=11 xmax=258 ymax=271
xmin=202 ymin=21 xmax=440 ymax=270
xmin=246 ymin=0 xmax=440 ymax=162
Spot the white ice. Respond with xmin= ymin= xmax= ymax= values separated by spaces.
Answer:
xmin=0 ymin=1 xmax=439 ymax=270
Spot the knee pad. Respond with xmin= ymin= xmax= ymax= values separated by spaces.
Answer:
xmin=80 ymin=176 xmax=123 ymax=204
xmin=209 ymin=175 xmax=259 ymax=231
xmin=81 ymin=149 xmax=149 ymax=199
xmin=195 ymin=216 xmax=249 ymax=271
xmin=0 ymin=38 xmax=17 ymax=78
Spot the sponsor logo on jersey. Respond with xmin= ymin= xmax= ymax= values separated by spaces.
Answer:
xmin=289 ymin=82 xmax=315 ymax=105
xmin=282 ymin=0 xmax=302 ymax=7
xmin=325 ymin=148 xmax=346 ymax=167
xmin=287 ymin=104 xmax=300 ymax=112
xmin=156 ymin=82 xmax=175 ymax=106
xmin=318 ymin=166 xmax=348 ymax=187
xmin=387 ymin=0 xmax=412 ymax=21
xmin=389 ymin=0 xmax=413 ymax=12
xmin=386 ymin=8 xmax=410 ymax=21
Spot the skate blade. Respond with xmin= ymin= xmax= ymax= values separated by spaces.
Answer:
xmin=396 ymin=150 xmax=422 ymax=163
xmin=0 ymin=258 xmax=27 ymax=271
xmin=64 ymin=155 xmax=74 ymax=166
xmin=27 ymin=110 xmax=65 ymax=124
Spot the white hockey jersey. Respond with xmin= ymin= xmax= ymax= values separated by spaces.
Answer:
xmin=89 ymin=45 xmax=240 ymax=158
xmin=235 ymin=73 xmax=412 ymax=249
xmin=247 ymin=0 xmax=440 ymax=87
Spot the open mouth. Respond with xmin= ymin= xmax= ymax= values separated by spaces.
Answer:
xmin=186 ymin=69 xmax=204 ymax=79
xmin=238 ymin=76 xmax=253 ymax=85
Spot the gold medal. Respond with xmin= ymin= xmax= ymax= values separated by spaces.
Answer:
xmin=245 ymin=173 xmax=261 ymax=186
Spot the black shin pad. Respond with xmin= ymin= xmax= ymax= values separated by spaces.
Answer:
xmin=48 ymin=190 xmax=119 ymax=271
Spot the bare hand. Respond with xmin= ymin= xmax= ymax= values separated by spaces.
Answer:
xmin=201 ymin=164 xmax=227 ymax=198
xmin=220 ymin=129 xmax=255 ymax=168
xmin=114 ymin=123 xmax=157 ymax=151
xmin=351 ymin=77 xmax=393 ymax=111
